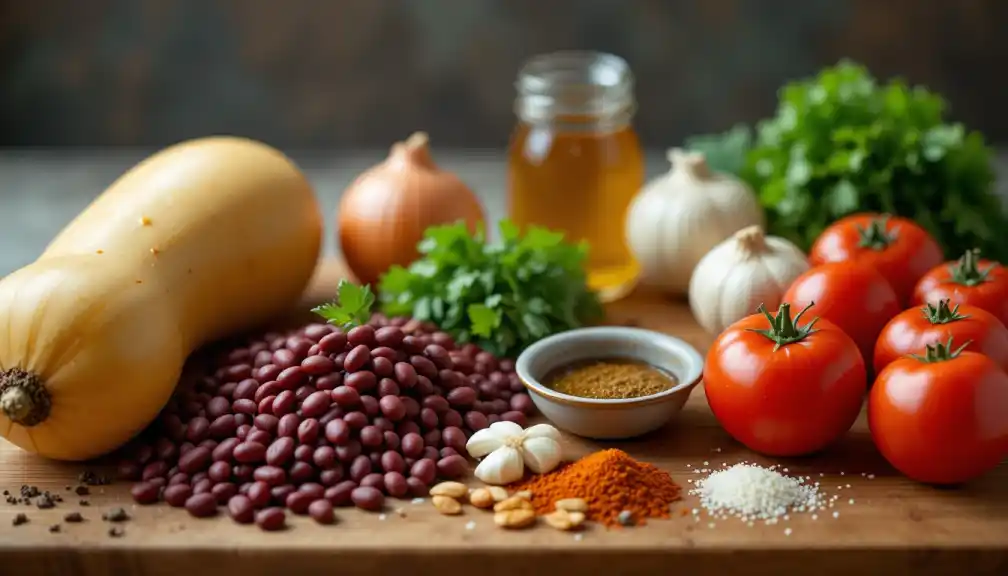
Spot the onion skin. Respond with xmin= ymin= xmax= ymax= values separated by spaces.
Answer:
xmin=338 ymin=132 xmax=485 ymax=286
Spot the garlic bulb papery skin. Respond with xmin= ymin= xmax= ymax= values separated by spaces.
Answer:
xmin=625 ymin=148 xmax=764 ymax=295
xmin=467 ymin=421 xmax=563 ymax=485
xmin=688 ymin=226 xmax=810 ymax=335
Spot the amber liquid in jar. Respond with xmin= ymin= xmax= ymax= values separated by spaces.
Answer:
xmin=508 ymin=52 xmax=644 ymax=302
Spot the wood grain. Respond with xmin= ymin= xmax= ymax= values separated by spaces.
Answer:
xmin=1 ymin=259 xmax=1006 ymax=576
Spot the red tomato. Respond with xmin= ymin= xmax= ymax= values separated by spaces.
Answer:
xmin=874 ymin=300 xmax=1008 ymax=375
xmin=782 ymin=261 xmax=901 ymax=369
xmin=912 ymin=249 xmax=1008 ymax=328
xmin=809 ymin=213 xmax=943 ymax=305
xmin=869 ymin=340 xmax=1008 ymax=484
xmin=704 ymin=302 xmax=867 ymax=457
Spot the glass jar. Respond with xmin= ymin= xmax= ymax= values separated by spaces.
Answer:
xmin=508 ymin=51 xmax=644 ymax=303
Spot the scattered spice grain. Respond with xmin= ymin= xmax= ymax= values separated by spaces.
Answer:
xmin=509 ymin=449 xmax=681 ymax=527
xmin=64 ymin=512 xmax=84 ymax=523
xmin=617 ymin=510 xmax=635 ymax=526
xmin=49 ymin=524 xmax=61 ymax=533
xmin=12 ymin=513 xmax=28 ymax=526
xmin=108 ymin=526 xmax=125 ymax=538
xmin=544 ymin=360 xmax=676 ymax=400
xmin=102 ymin=507 xmax=129 ymax=522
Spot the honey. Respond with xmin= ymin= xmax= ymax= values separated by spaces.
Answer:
xmin=508 ymin=52 xmax=644 ymax=302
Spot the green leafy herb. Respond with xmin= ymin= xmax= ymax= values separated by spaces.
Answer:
xmin=687 ymin=61 xmax=1008 ymax=261
xmin=311 ymin=280 xmax=376 ymax=329
xmin=378 ymin=219 xmax=602 ymax=358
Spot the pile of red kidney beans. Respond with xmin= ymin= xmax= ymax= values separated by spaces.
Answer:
xmin=116 ymin=315 xmax=536 ymax=531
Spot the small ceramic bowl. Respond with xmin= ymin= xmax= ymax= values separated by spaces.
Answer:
xmin=514 ymin=326 xmax=703 ymax=440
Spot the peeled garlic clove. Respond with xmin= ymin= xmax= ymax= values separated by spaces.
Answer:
xmin=488 ymin=420 xmax=524 ymax=438
xmin=521 ymin=436 xmax=562 ymax=474
xmin=474 ymin=446 xmax=525 ymax=485
xmin=466 ymin=427 xmax=505 ymax=458
xmin=522 ymin=423 xmax=561 ymax=442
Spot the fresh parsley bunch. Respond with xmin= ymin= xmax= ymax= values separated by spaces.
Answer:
xmin=687 ymin=61 xmax=1008 ymax=261
xmin=378 ymin=220 xmax=602 ymax=358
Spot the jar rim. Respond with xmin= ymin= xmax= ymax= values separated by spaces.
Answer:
xmin=516 ymin=51 xmax=634 ymax=95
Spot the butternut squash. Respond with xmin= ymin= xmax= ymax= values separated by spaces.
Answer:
xmin=0 ymin=137 xmax=323 ymax=460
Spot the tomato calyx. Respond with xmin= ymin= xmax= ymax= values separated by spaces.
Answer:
xmin=920 ymin=299 xmax=969 ymax=325
xmin=747 ymin=301 xmax=820 ymax=351
xmin=855 ymin=215 xmax=898 ymax=251
xmin=947 ymin=248 xmax=998 ymax=287
xmin=909 ymin=335 xmax=972 ymax=363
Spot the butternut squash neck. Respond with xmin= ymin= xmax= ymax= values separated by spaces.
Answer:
xmin=0 ymin=368 xmax=51 ymax=426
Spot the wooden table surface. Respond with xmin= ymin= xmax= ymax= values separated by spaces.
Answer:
xmin=1 ymin=260 xmax=1007 ymax=576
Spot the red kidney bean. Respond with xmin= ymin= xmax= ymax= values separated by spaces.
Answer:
xmin=256 ymin=395 xmax=276 ymax=415
xmin=360 ymin=473 xmax=384 ymax=490
xmin=318 ymin=332 xmax=347 ymax=354
xmin=397 ymin=420 xmax=421 ymax=438
xmin=372 ymin=357 xmax=394 ymax=378
xmin=440 ymin=447 xmax=459 ymax=458
xmin=228 ymin=495 xmax=255 ymax=524
xmin=424 ymin=345 xmax=452 ymax=370
xmin=289 ymin=461 xmax=316 ymax=484
xmin=439 ymin=370 xmax=464 ymax=390
xmin=423 ymin=429 xmax=442 ymax=449
xmin=380 ymin=451 xmax=405 ymax=474
xmin=247 ymin=481 xmax=271 ymax=508
xmin=142 ymin=461 xmax=169 ymax=481
xmin=233 ymin=441 xmax=267 ymax=464
xmin=377 ymin=378 xmax=400 ymax=398
xmin=208 ymin=461 xmax=232 ymax=483
xmin=370 ymin=346 xmax=398 ymax=361
xmin=246 ymin=428 xmax=272 ymax=446
xmin=271 ymin=390 xmax=295 ymax=416
xmin=256 ymin=507 xmax=287 ymax=531
xmin=233 ymin=378 xmax=259 ymax=400
xmin=383 ymin=431 xmax=400 ymax=451
xmin=443 ymin=409 xmax=463 ymax=429
xmin=209 ymin=414 xmax=237 ymax=439
xmin=501 ymin=410 xmax=528 ymax=426
xmin=154 ymin=437 xmax=178 ymax=461
xmin=349 ymin=455 xmax=372 ymax=483
xmin=297 ymin=418 xmax=320 ymax=444
xmin=331 ymin=385 xmax=360 ymax=408
xmin=277 ymin=366 xmax=306 ymax=390
xmin=374 ymin=326 xmax=404 ymax=348
xmin=272 ymin=349 xmax=296 ymax=369
xmin=224 ymin=364 xmax=252 ymax=381
xmin=308 ymin=499 xmax=335 ymax=524
xmin=437 ymin=455 xmax=468 ymax=479
xmin=185 ymin=417 xmax=210 ymax=443
xmin=442 ymin=427 xmax=467 ymax=453
xmin=344 ymin=345 xmax=371 ymax=372
xmin=344 ymin=370 xmax=376 ymax=392
xmin=359 ymin=395 xmax=380 ymax=417
xmin=192 ymin=478 xmax=212 ymax=495
xmin=164 ymin=484 xmax=192 ymax=507
xmin=299 ymin=391 xmax=328 ymax=418
xmin=409 ymin=458 xmax=436 ymax=484
xmin=319 ymin=468 xmax=343 ymax=487
xmin=410 ymin=356 xmax=438 ymax=379
xmin=347 ymin=325 xmax=376 ymax=347
xmin=185 ymin=493 xmax=218 ymax=518
xmin=384 ymin=472 xmax=408 ymax=498
xmin=415 ymin=375 xmax=435 ymax=396
xmin=266 ymin=437 xmax=295 ymax=467
xmin=168 ymin=472 xmax=189 ymax=486
xmin=277 ymin=413 xmax=300 ymax=438
xmin=232 ymin=398 xmax=257 ymax=415
xmin=130 ymin=482 xmax=160 ymax=504
xmin=253 ymin=465 xmax=286 ymax=486
xmin=422 ymin=395 xmax=450 ymax=414
xmin=487 ymin=414 xmax=500 ymax=424
xmin=511 ymin=393 xmax=534 ymax=414
xmin=233 ymin=464 xmax=254 ymax=482
xmin=298 ymin=482 xmax=326 ymax=501
xmin=285 ymin=490 xmax=314 ymax=515
xmin=422 ymin=446 xmax=440 ymax=461
xmin=400 ymin=433 xmax=425 ymax=459
xmin=406 ymin=477 xmax=428 ymax=497
xmin=212 ymin=482 xmax=238 ymax=504
xmin=287 ymin=337 xmax=313 ymax=358
xmin=419 ymin=408 xmax=438 ymax=430
xmin=303 ymin=323 xmax=332 ymax=342
xmin=343 ymin=411 xmax=368 ymax=430
xmin=206 ymin=396 xmax=231 ymax=419
xmin=464 ymin=410 xmax=489 ymax=431
xmin=393 ymin=362 xmax=417 ymax=388
xmin=198 ymin=439 xmax=219 ymax=452
xmin=254 ymin=414 xmax=279 ymax=434
xmin=178 ymin=446 xmax=212 ymax=474
xmin=312 ymin=445 xmax=337 ymax=469
xmin=326 ymin=481 xmax=357 ymax=506
xmin=447 ymin=386 xmax=476 ymax=408
xmin=351 ymin=486 xmax=384 ymax=511
xmin=324 ymin=419 xmax=350 ymax=444
xmin=294 ymin=444 xmax=314 ymax=463
xmin=359 ymin=425 xmax=383 ymax=449
xmin=315 ymin=373 xmax=342 ymax=391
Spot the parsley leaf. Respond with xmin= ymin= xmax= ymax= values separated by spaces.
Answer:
xmin=378 ymin=219 xmax=602 ymax=358
xmin=687 ymin=60 xmax=1008 ymax=261
xmin=311 ymin=280 xmax=376 ymax=329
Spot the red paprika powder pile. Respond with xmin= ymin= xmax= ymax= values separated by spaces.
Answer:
xmin=509 ymin=448 xmax=681 ymax=527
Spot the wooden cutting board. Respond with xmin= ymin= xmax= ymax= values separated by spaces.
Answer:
xmin=1 ymin=259 xmax=1006 ymax=576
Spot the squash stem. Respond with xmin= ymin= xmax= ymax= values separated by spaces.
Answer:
xmin=0 ymin=368 xmax=51 ymax=426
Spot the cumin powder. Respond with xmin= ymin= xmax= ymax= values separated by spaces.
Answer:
xmin=545 ymin=359 xmax=676 ymax=399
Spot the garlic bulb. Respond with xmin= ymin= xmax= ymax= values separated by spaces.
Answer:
xmin=466 ymin=421 xmax=563 ymax=485
xmin=625 ymin=148 xmax=764 ymax=295
xmin=688 ymin=226 xmax=810 ymax=335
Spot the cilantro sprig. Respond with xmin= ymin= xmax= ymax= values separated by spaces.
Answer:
xmin=686 ymin=61 xmax=1008 ymax=261
xmin=312 ymin=280 xmax=376 ymax=329
xmin=378 ymin=219 xmax=602 ymax=358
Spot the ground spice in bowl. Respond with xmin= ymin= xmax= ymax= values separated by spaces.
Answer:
xmin=509 ymin=448 xmax=682 ymax=527
xmin=544 ymin=359 xmax=677 ymax=400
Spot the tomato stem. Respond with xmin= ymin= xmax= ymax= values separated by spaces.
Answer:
xmin=920 ymin=299 xmax=969 ymax=325
xmin=747 ymin=301 xmax=820 ymax=351
xmin=948 ymin=248 xmax=997 ymax=287
xmin=855 ymin=215 xmax=898 ymax=251
xmin=909 ymin=335 xmax=972 ymax=363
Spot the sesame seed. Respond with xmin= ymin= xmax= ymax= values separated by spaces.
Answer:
xmin=833 ymin=511 xmax=840 ymax=518
xmin=848 ymin=499 xmax=855 ymax=505
xmin=465 ymin=520 xmax=476 ymax=531
xmin=784 ymin=528 xmax=792 ymax=536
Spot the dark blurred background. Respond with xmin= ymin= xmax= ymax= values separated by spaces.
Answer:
xmin=2 ymin=0 xmax=1007 ymax=149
